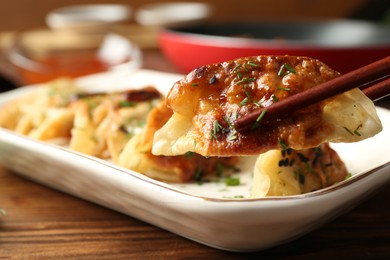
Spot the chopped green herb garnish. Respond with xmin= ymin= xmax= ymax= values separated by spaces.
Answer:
xmin=343 ymin=124 xmax=363 ymax=136
xmin=191 ymin=83 xmax=199 ymax=86
xmin=353 ymin=130 xmax=361 ymax=136
xmin=312 ymin=146 xmax=323 ymax=165
xmin=277 ymin=86 xmax=291 ymax=91
xmin=119 ymin=100 xmax=136 ymax=107
xmin=239 ymin=97 xmax=249 ymax=106
xmin=354 ymin=124 xmax=362 ymax=136
xmin=252 ymin=109 xmax=267 ymax=129
xmin=247 ymin=61 xmax=258 ymax=67
xmin=232 ymin=63 xmax=242 ymax=72
xmin=304 ymin=162 xmax=314 ymax=173
xmin=227 ymin=130 xmax=238 ymax=141
xmin=237 ymin=71 xmax=243 ymax=79
xmin=210 ymin=120 xmax=223 ymax=140
xmin=235 ymin=77 xmax=256 ymax=85
xmin=278 ymin=139 xmax=289 ymax=151
xmin=343 ymin=127 xmax=354 ymax=135
xmin=256 ymin=109 xmax=267 ymax=123
xmin=345 ymin=172 xmax=352 ymax=179
xmin=278 ymin=63 xmax=296 ymax=76
xmin=225 ymin=177 xmax=240 ymax=186
xmin=184 ymin=151 xmax=195 ymax=158
xmin=245 ymin=89 xmax=252 ymax=99
xmin=283 ymin=63 xmax=296 ymax=73
xmin=271 ymin=94 xmax=279 ymax=102
xmin=254 ymin=101 xmax=262 ymax=107
xmin=297 ymin=153 xmax=309 ymax=163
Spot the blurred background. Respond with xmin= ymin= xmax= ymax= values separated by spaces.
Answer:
xmin=0 ymin=0 xmax=389 ymax=91
xmin=1 ymin=0 xmax=389 ymax=31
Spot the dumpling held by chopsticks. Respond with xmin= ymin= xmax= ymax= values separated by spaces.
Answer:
xmin=152 ymin=55 xmax=382 ymax=157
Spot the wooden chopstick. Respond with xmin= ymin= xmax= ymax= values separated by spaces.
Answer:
xmin=361 ymin=76 xmax=390 ymax=101
xmin=234 ymin=56 xmax=390 ymax=131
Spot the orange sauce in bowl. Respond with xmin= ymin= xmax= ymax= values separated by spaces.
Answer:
xmin=15 ymin=51 xmax=117 ymax=85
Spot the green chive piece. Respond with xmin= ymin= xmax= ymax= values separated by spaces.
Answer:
xmin=239 ymin=97 xmax=249 ymax=106
xmin=235 ymin=77 xmax=256 ymax=85
xmin=278 ymin=139 xmax=289 ymax=151
xmin=354 ymin=124 xmax=362 ymax=136
xmin=191 ymin=83 xmax=199 ymax=86
xmin=184 ymin=151 xmax=195 ymax=158
xmin=232 ymin=63 xmax=241 ymax=72
xmin=278 ymin=63 xmax=296 ymax=76
xmin=353 ymin=130 xmax=361 ymax=136
xmin=210 ymin=120 xmax=223 ymax=140
xmin=245 ymin=89 xmax=252 ymax=99
xmin=252 ymin=110 xmax=267 ymax=129
xmin=119 ymin=100 xmax=136 ymax=107
xmin=272 ymin=94 xmax=279 ymax=102
xmin=284 ymin=63 xmax=296 ymax=74
xmin=227 ymin=130 xmax=238 ymax=141
xmin=277 ymin=86 xmax=291 ymax=91
xmin=248 ymin=61 xmax=258 ymax=67
xmin=235 ymin=78 xmax=247 ymax=85
xmin=256 ymin=109 xmax=267 ymax=122
xmin=225 ymin=177 xmax=240 ymax=186
xmin=343 ymin=127 xmax=354 ymax=136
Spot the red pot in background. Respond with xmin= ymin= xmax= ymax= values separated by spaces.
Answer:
xmin=159 ymin=20 xmax=390 ymax=74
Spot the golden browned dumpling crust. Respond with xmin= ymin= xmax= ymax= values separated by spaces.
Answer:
xmin=162 ymin=56 xmax=341 ymax=156
xmin=153 ymin=56 xmax=380 ymax=156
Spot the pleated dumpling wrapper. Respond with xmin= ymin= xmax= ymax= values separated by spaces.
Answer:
xmin=251 ymin=143 xmax=349 ymax=197
xmin=152 ymin=56 xmax=382 ymax=157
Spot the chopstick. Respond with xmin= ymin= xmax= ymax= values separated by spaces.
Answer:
xmin=234 ymin=56 xmax=390 ymax=131
xmin=361 ymin=76 xmax=390 ymax=101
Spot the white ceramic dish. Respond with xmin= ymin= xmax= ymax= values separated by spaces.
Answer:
xmin=0 ymin=70 xmax=389 ymax=252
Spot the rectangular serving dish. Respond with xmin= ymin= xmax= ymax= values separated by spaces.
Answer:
xmin=0 ymin=70 xmax=389 ymax=252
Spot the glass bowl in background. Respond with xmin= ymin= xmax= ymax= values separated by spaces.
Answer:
xmin=46 ymin=4 xmax=132 ymax=32
xmin=7 ymin=29 xmax=142 ymax=85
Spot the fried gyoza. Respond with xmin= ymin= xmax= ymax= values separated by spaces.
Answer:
xmin=0 ymin=78 xmax=239 ymax=183
xmin=251 ymin=143 xmax=348 ymax=197
xmin=0 ymin=78 xmax=82 ymax=140
xmin=118 ymin=101 xmax=239 ymax=183
xmin=69 ymin=87 xmax=162 ymax=158
xmin=152 ymin=56 xmax=382 ymax=157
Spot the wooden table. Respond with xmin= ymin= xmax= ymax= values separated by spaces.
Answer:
xmin=0 ymin=49 xmax=389 ymax=258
